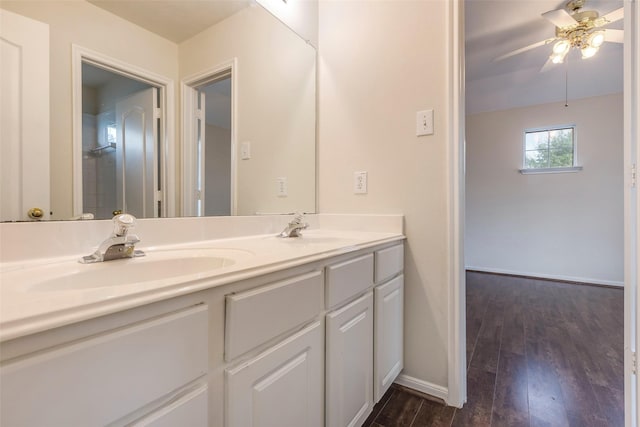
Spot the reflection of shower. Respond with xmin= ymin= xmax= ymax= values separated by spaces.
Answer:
xmin=89 ymin=142 xmax=116 ymax=157
xmin=89 ymin=121 xmax=117 ymax=157
xmin=81 ymin=62 xmax=158 ymax=219
xmin=82 ymin=111 xmax=118 ymax=219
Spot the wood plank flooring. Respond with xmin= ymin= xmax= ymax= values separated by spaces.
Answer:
xmin=363 ymin=271 xmax=624 ymax=427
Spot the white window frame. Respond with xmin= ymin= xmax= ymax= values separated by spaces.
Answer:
xmin=519 ymin=124 xmax=583 ymax=174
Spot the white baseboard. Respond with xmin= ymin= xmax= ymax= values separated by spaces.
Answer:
xmin=394 ymin=374 xmax=449 ymax=404
xmin=465 ymin=266 xmax=624 ymax=288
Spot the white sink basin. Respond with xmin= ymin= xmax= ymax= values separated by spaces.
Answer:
xmin=8 ymin=248 xmax=253 ymax=292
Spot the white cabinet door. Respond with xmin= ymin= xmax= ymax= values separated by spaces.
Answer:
xmin=226 ymin=321 xmax=323 ymax=427
xmin=0 ymin=9 xmax=49 ymax=221
xmin=374 ymin=275 xmax=404 ymax=402
xmin=326 ymin=292 xmax=374 ymax=427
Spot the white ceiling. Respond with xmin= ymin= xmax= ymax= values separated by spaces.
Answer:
xmin=465 ymin=0 xmax=624 ymax=114
xmin=88 ymin=0 xmax=252 ymax=43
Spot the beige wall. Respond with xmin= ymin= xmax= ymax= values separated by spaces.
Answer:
xmin=180 ymin=5 xmax=316 ymax=215
xmin=256 ymin=0 xmax=319 ymax=47
xmin=466 ymin=93 xmax=624 ymax=285
xmin=318 ymin=0 xmax=451 ymax=388
xmin=1 ymin=1 xmax=178 ymax=220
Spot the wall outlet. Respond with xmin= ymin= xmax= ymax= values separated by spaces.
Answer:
xmin=416 ymin=109 xmax=434 ymax=136
xmin=276 ymin=177 xmax=288 ymax=197
xmin=354 ymin=171 xmax=367 ymax=194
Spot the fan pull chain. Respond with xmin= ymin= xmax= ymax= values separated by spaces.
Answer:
xmin=565 ymin=56 xmax=569 ymax=107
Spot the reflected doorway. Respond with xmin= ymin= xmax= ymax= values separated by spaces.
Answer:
xmin=183 ymin=62 xmax=236 ymax=217
xmin=81 ymin=63 xmax=161 ymax=219
xmin=72 ymin=46 xmax=174 ymax=220
xmin=198 ymin=76 xmax=232 ymax=216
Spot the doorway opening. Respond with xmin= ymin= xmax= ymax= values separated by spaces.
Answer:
xmin=457 ymin=0 xmax=637 ymax=424
xmin=72 ymin=45 xmax=175 ymax=219
xmin=182 ymin=60 xmax=237 ymax=217
xmin=81 ymin=63 xmax=158 ymax=219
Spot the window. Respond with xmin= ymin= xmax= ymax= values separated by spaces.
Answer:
xmin=106 ymin=123 xmax=117 ymax=144
xmin=522 ymin=125 xmax=581 ymax=173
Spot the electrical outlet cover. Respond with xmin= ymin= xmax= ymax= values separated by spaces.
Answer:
xmin=354 ymin=171 xmax=367 ymax=194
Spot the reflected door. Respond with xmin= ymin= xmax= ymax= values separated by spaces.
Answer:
xmin=0 ymin=9 xmax=49 ymax=221
xmin=115 ymin=87 xmax=159 ymax=218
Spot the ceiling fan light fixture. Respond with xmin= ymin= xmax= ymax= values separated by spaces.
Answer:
xmin=551 ymin=49 xmax=569 ymax=64
xmin=581 ymin=45 xmax=599 ymax=58
xmin=588 ymin=31 xmax=605 ymax=48
xmin=552 ymin=39 xmax=571 ymax=54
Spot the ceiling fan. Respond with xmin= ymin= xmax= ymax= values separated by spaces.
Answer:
xmin=496 ymin=0 xmax=624 ymax=71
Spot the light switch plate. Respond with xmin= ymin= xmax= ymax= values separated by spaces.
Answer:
xmin=241 ymin=142 xmax=251 ymax=160
xmin=416 ymin=109 xmax=434 ymax=136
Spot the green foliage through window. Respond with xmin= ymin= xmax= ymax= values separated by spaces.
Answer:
xmin=524 ymin=127 xmax=575 ymax=169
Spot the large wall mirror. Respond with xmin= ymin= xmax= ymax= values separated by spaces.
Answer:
xmin=0 ymin=0 xmax=316 ymax=221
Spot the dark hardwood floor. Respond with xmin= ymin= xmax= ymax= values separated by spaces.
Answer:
xmin=363 ymin=271 xmax=624 ymax=427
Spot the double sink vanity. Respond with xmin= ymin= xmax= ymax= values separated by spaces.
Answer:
xmin=0 ymin=214 xmax=405 ymax=427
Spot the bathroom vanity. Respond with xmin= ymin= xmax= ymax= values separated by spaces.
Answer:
xmin=0 ymin=215 xmax=405 ymax=427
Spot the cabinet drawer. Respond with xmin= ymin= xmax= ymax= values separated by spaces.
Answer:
xmin=137 ymin=383 xmax=208 ymax=427
xmin=375 ymin=244 xmax=404 ymax=284
xmin=326 ymin=253 xmax=374 ymax=309
xmin=0 ymin=304 xmax=208 ymax=427
xmin=225 ymin=270 xmax=323 ymax=361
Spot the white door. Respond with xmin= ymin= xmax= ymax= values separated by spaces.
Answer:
xmin=182 ymin=86 xmax=206 ymax=217
xmin=0 ymin=9 xmax=49 ymax=221
xmin=115 ymin=87 xmax=159 ymax=218
xmin=326 ymin=292 xmax=374 ymax=427
xmin=374 ymin=275 xmax=404 ymax=402
xmin=225 ymin=321 xmax=323 ymax=427
xmin=196 ymin=91 xmax=206 ymax=216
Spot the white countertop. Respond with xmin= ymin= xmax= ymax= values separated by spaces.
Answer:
xmin=0 ymin=228 xmax=404 ymax=342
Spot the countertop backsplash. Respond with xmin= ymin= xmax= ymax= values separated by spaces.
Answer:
xmin=0 ymin=214 xmax=403 ymax=264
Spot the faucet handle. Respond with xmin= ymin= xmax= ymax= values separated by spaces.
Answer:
xmin=113 ymin=214 xmax=136 ymax=236
xmin=291 ymin=212 xmax=304 ymax=224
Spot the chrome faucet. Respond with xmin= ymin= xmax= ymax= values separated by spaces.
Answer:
xmin=278 ymin=213 xmax=308 ymax=238
xmin=80 ymin=214 xmax=145 ymax=263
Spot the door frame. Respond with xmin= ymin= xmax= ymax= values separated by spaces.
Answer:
xmin=181 ymin=58 xmax=238 ymax=217
xmin=447 ymin=0 xmax=466 ymax=408
xmin=451 ymin=0 xmax=639 ymax=419
xmin=71 ymin=45 xmax=175 ymax=218
xmin=625 ymin=1 xmax=639 ymax=426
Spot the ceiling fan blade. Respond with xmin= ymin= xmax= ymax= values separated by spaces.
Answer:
xmin=542 ymin=9 xmax=577 ymax=28
xmin=601 ymin=7 xmax=624 ymax=25
xmin=604 ymin=29 xmax=624 ymax=43
xmin=494 ymin=39 xmax=553 ymax=61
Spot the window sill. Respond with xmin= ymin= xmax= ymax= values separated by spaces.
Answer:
xmin=519 ymin=166 xmax=583 ymax=175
